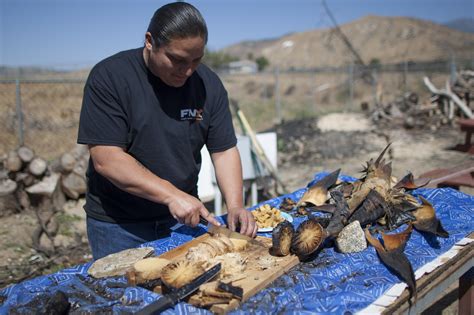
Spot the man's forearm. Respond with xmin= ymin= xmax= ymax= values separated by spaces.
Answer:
xmin=211 ymin=146 xmax=244 ymax=210
xmin=89 ymin=145 xmax=179 ymax=206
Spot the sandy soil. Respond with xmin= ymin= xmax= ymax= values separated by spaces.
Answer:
xmin=278 ymin=113 xmax=473 ymax=194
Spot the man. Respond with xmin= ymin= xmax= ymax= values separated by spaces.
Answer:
xmin=78 ymin=2 xmax=257 ymax=260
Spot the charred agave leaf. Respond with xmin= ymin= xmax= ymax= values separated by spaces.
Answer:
xmin=340 ymin=181 xmax=354 ymax=198
xmin=325 ymin=190 xmax=349 ymax=237
xmin=271 ymin=221 xmax=295 ymax=256
xmin=412 ymin=196 xmax=449 ymax=238
xmin=386 ymin=208 xmax=416 ymax=231
xmin=365 ymin=225 xmax=417 ymax=300
xmin=393 ymin=172 xmax=430 ymax=190
xmin=348 ymin=144 xmax=393 ymax=212
xmin=290 ymin=218 xmax=324 ymax=258
xmin=361 ymin=143 xmax=392 ymax=182
xmin=307 ymin=213 xmax=331 ymax=228
xmin=279 ymin=198 xmax=297 ymax=212
xmin=306 ymin=204 xmax=336 ymax=214
xmin=297 ymin=169 xmax=341 ymax=207
xmin=296 ymin=206 xmax=308 ymax=216
xmin=349 ymin=189 xmax=388 ymax=227
xmin=391 ymin=196 xmax=421 ymax=213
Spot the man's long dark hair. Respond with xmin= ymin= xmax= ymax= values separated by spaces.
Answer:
xmin=147 ymin=2 xmax=208 ymax=48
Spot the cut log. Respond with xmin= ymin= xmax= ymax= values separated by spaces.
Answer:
xmin=15 ymin=172 xmax=35 ymax=187
xmin=73 ymin=162 xmax=87 ymax=177
xmin=0 ymin=179 xmax=20 ymax=217
xmin=18 ymin=146 xmax=35 ymax=163
xmin=6 ymin=150 xmax=22 ymax=172
xmin=60 ymin=153 xmax=76 ymax=173
xmin=61 ymin=172 xmax=86 ymax=199
xmin=29 ymin=157 xmax=48 ymax=177
xmin=16 ymin=189 xmax=31 ymax=210
xmin=0 ymin=169 xmax=8 ymax=180
xmin=26 ymin=173 xmax=60 ymax=197
xmin=0 ymin=179 xmax=17 ymax=197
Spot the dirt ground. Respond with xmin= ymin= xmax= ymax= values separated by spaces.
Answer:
xmin=277 ymin=113 xmax=473 ymax=193
xmin=0 ymin=112 xmax=471 ymax=313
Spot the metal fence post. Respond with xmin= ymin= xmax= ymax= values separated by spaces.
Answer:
xmin=274 ymin=67 xmax=282 ymax=124
xmin=15 ymin=79 xmax=24 ymax=146
xmin=450 ymin=53 xmax=457 ymax=85
xmin=348 ymin=61 xmax=354 ymax=109
xmin=404 ymin=60 xmax=408 ymax=93
xmin=372 ymin=68 xmax=378 ymax=106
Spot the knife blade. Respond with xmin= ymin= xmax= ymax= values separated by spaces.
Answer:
xmin=133 ymin=263 xmax=221 ymax=315
xmin=200 ymin=217 xmax=265 ymax=247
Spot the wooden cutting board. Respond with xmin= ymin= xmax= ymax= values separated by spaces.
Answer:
xmin=158 ymin=233 xmax=300 ymax=314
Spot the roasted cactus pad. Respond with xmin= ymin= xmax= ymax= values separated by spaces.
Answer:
xmin=160 ymin=260 xmax=205 ymax=289
xmin=290 ymin=218 xmax=324 ymax=258
xmin=271 ymin=221 xmax=295 ymax=256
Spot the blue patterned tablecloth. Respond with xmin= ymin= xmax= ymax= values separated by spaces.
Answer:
xmin=1 ymin=172 xmax=473 ymax=315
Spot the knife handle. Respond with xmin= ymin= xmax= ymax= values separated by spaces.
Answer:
xmin=134 ymin=295 xmax=175 ymax=315
xmin=199 ymin=217 xmax=208 ymax=225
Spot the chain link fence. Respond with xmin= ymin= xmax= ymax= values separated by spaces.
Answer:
xmin=0 ymin=59 xmax=469 ymax=160
xmin=220 ymin=59 xmax=468 ymax=132
xmin=0 ymin=79 xmax=85 ymax=160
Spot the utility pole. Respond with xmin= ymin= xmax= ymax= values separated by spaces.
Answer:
xmin=321 ymin=0 xmax=375 ymax=84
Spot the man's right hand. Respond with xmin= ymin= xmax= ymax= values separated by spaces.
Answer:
xmin=167 ymin=192 xmax=221 ymax=227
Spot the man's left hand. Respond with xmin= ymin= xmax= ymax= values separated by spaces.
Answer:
xmin=227 ymin=207 xmax=257 ymax=238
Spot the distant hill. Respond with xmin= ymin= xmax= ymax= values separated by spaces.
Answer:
xmin=444 ymin=18 xmax=474 ymax=34
xmin=221 ymin=15 xmax=474 ymax=70
xmin=3 ymin=15 xmax=474 ymax=77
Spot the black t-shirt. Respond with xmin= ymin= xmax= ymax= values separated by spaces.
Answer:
xmin=77 ymin=48 xmax=237 ymax=223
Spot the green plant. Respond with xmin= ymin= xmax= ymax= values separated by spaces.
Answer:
xmin=56 ymin=212 xmax=82 ymax=237
xmin=202 ymin=49 xmax=238 ymax=70
xmin=256 ymin=56 xmax=270 ymax=72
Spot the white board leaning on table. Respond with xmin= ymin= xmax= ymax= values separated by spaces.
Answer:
xmin=197 ymin=132 xmax=277 ymax=216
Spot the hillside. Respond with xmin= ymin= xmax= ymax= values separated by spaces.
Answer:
xmin=444 ymin=18 xmax=474 ymax=34
xmin=222 ymin=15 xmax=474 ymax=70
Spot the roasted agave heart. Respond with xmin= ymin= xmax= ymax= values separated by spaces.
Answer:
xmin=160 ymin=260 xmax=205 ymax=289
xmin=271 ymin=221 xmax=295 ymax=256
xmin=290 ymin=218 xmax=324 ymax=258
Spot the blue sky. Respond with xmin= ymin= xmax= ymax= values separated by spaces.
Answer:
xmin=1 ymin=0 xmax=473 ymax=69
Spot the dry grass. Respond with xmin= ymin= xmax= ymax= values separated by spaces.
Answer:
xmin=0 ymin=82 xmax=83 ymax=160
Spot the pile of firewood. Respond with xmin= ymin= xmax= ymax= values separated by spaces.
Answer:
xmin=0 ymin=145 xmax=88 ymax=255
xmin=451 ymin=70 xmax=473 ymax=108
xmin=365 ymin=91 xmax=444 ymax=130
xmin=366 ymin=70 xmax=474 ymax=130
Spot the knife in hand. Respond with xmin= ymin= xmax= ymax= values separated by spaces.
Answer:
xmin=133 ymin=263 xmax=221 ymax=315
xmin=200 ymin=217 xmax=265 ymax=247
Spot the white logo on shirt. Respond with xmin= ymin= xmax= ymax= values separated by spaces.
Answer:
xmin=180 ymin=108 xmax=203 ymax=121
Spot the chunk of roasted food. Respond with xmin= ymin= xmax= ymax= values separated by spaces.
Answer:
xmin=271 ymin=221 xmax=295 ymax=256
xmin=160 ymin=260 xmax=205 ymax=289
xmin=252 ymin=204 xmax=285 ymax=229
xmin=290 ymin=218 xmax=324 ymax=258
xmin=185 ymin=234 xmax=247 ymax=262
xmin=126 ymin=257 xmax=170 ymax=285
